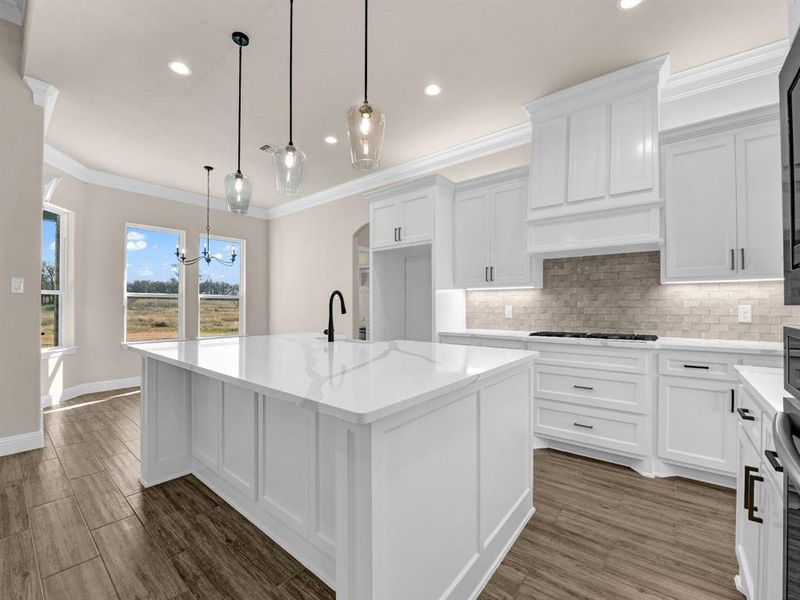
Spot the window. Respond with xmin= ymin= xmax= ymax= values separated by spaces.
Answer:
xmin=199 ymin=237 xmax=244 ymax=337
xmin=125 ymin=225 xmax=184 ymax=342
xmin=41 ymin=208 xmax=65 ymax=348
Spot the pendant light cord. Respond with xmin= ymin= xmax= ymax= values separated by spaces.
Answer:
xmin=205 ymin=168 xmax=211 ymax=246
xmin=363 ymin=0 xmax=368 ymax=104
xmin=237 ymin=42 xmax=243 ymax=172
xmin=289 ymin=0 xmax=294 ymax=146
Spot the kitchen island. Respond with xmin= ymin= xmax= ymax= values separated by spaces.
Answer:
xmin=127 ymin=332 xmax=537 ymax=600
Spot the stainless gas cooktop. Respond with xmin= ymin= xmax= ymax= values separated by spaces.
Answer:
xmin=529 ymin=331 xmax=658 ymax=342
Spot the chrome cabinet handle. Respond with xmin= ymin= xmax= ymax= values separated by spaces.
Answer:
xmin=731 ymin=248 xmax=735 ymax=271
xmin=573 ymin=422 xmax=594 ymax=429
xmin=573 ymin=385 xmax=594 ymax=391
xmin=765 ymin=449 xmax=784 ymax=473
xmin=741 ymin=248 xmax=745 ymax=270
xmin=737 ymin=407 xmax=755 ymax=421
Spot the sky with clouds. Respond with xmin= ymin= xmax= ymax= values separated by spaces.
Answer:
xmin=125 ymin=226 xmax=241 ymax=284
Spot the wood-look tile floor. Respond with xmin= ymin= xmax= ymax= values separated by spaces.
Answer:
xmin=0 ymin=388 xmax=740 ymax=600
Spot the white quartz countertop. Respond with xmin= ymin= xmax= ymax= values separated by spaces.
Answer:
xmin=439 ymin=329 xmax=783 ymax=355
xmin=126 ymin=333 xmax=537 ymax=424
xmin=734 ymin=365 xmax=786 ymax=417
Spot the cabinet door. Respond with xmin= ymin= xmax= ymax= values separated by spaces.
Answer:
xmin=609 ymin=89 xmax=654 ymax=196
xmin=399 ymin=191 xmax=433 ymax=244
xmin=454 ymin=190 xmax=491 ymax=288
xmin=658 ymin=377 xmax=737 ymax=474
xmin=490 ymin=181 xmax=531 ymax=286
xmin=371 ymin=200 xmax=399 ymax=250
xmin=663 ymin=136 xmax=738 ymax=281
xmin=568 ymin=104 xmax=608 ymax=203
xmin=530 ymin=116 xmax=567 ymax=210
xmin=736 ymin=433 xmax=763 ymax=598
xmin=735 ymin=124 xmax=782 ymax=280
xmin=758 ymin=470 xmax=783 ymax=600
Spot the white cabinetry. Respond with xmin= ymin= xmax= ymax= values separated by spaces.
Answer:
xmin=454 ymin=168 xmax=543 ymax=289
xmin=661 ymin=106 xmax=781 ymax=282
xmin=370 ymin=187 xmax=434 ymax=250
xmin=524 ymin=55 xmax=668 ymax=257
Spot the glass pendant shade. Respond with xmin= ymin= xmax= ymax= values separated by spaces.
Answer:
xmin=224 ymin=170 xmax=253 ymax=214
xmin=273 ymin=144 xmax=306 ymax=196
xmin=347 ymin=102 xmax=385 ymax=170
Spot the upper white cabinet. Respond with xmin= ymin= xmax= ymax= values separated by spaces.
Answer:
xmin=524 ymin=55 xmax=669 ymax=257
xmin=661 ymin=106 xmax=781 ymax=282
xmin=370 ymin=187 xmax=434 ymax=250
xmin=454 ymin=168 xmax=543 ymax=289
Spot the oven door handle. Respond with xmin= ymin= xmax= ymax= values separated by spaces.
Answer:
xmin=774 ymin=412 xmax=800 ymax=488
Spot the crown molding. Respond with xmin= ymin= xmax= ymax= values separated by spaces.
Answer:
xmin=662 ymin=39 xmax=789 ymax=103
xmin=0 ymin=0 xmax=25 ymax=25
xmin=454 ymin=165 xmax=529 ymax=193
xmin=24 ymin=76 xmax=59 ymax=135
xmin=43 ymin=144 xmax=271 ymax=220
xmin=660 ymin=103 xmax=779 ymax=145
xmin=264 ymin=122 xmax=531 ymax=219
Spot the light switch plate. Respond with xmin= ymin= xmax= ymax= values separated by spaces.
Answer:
xmin=738 ymin=304 xmax=752 ymax=323
xmin=505 ymin=305 xmax=513 ymax=319
xmin=10 ymin=277 xmax=23 ymax=294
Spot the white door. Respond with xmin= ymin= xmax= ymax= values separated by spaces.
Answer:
xmin=758 ymin=469 xmax=783 ymax=600
xmin=663 ymin=135 xmax=738 ymax=281
xmin=736 ymin=433 xmax=763 ymax=598
xmin=609 ymin=89 xmax=654 ymax=196
xmin=530 ymin=116 xmax=567 ymax=210
xmin=657 ymin=377 xmax=737 ymax=474
xmin=399 ymin=191 xmax=433 ymax=244
xmin=454 ymin=190 xmax=491 ymax=288
xmin=371 ymin=200 xmax=399 ymax=250
xmin=568 ymin=104 xmax=608 ymax=203
xmin=490 ymin=182 xmax=531 ymax=286
xmin=735 ymin=124 xmax=783 ymax=280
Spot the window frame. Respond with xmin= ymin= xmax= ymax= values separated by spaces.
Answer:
xmin=41 ymin=203 xmax=72 ymax=352
xmin=197 ymin=234 xmax=246 ymax=338
xmin=123 ymin=223 xmax=186 ymax=343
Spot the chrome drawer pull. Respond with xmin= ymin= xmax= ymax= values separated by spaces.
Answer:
xmin=573 ymin=385 xmax=594 ymax=391
xmin=573 ymin=422 xmax=594 ymax=429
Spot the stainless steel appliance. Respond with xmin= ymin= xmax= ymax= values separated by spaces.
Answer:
xmin=780 ymin=33 xmax=800 ymax=304
xmin=529 ymin=331 xmax=658 ymax=342
xmin=775 ymin=325 xmax=800 ymax=598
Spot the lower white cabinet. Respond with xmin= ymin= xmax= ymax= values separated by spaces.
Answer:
xmin=758 ymin=468 xmax=783 ymax=600
xmin=657 ymin=377 xmax=737 ymax=475
xmin=736 ymin=431 xmax=764 ymax=597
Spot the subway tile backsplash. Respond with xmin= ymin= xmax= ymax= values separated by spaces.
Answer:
xmin=466 ymin=251 xmax=800 ymax=342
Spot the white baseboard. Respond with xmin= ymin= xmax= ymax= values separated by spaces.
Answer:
xmin=0 ymin=429 xmax=44 ymax=457
xmin=42 ymin=376 xmax=141 ymax=409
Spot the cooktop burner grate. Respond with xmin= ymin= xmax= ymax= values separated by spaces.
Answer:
xmin=529 ymin=331 xmax=658 ymax=341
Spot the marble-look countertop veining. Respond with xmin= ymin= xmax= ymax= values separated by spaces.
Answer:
xmin=734 ymin=365 xmax=786 ymax=416
xmin=438 ymin=329 xmax=784 ymax=355
xmin=126 ymin=333 xmax=537 ymax=424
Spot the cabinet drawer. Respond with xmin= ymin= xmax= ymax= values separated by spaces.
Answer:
xmin=482 ymin=338 xmax=528 ymax=350
xmin=534 ymin=400 xmax=648 ymax=457
xmin=737 ymin=385 xmax=762 ymax=452
xmin=528 ymin=343 xmax=648 ymax=374
xmin=535 ymin=365 xmax=648 ymax=414
xmin=438 ymin=335 xmax=479 ymax=346
xmin=658 ymin=351 xmax=737 ymax=381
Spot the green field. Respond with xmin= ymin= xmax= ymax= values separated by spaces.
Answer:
xmin=125 ymin=297 xmax=240 ymax=341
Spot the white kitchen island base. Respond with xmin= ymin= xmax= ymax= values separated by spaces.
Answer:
xmin=130 ymin=334 xmax=536 ymax=600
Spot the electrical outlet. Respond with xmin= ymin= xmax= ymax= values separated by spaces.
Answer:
xmin=738 ymin=304 xmax=752 ymax=323
xmin=10 ymin=277 xmax=23 ymax=294
xmin=505 ymin=305 xmax=513 ymax=319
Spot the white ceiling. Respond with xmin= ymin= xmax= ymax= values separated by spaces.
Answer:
xmin=23 ymin=0 xmax=787 ymax=209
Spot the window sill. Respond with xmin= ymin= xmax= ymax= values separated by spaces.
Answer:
xmin=41 ymin=346 xmax=77 ymax=359
xmin=121 ymin=338 xmax=188 ymax=347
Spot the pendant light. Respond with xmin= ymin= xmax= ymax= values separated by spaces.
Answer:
xmin=225 ymin=31 xmax=253 ymax=214
xmin=346 ymin=0 xmax=385 ymax=170
xmin=176 ymin=166 xmax=237 ymax=267
xmin=273 ymin=0 xmax=306 ymax=195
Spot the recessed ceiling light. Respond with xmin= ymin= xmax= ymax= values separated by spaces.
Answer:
xmin=617 ymin=0 xmax=643 ymax=9
xmin=324 ymin=135 xmax=338 ymax=144
xmin=168 ymin=61 xmax=192 ymax=76
xmin=425 ymin=83 xmax=441 ymax=96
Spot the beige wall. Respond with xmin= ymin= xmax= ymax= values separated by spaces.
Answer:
xmin=268 ymin=194 xmax=369 ymax=336
xmin=42 ymin=170 xmax=269 ymax=402
xmin=0 ymin=21 xmax=44 ymax=438
xmin=467 ymin=251 xmax=800 ymax=342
